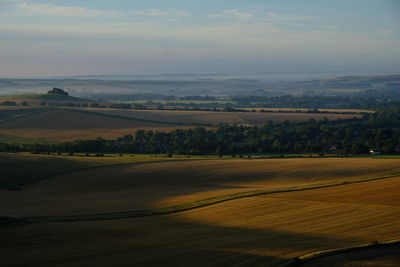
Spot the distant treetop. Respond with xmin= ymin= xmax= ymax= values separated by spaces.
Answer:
xmin=47 ymin=88 xmax=68 ymax=96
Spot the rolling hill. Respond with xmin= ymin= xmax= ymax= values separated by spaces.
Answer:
xmin=1 ymin=154 xmax=400 ymax=266
xmin=0 ymin=92 xmax=94 ymax=106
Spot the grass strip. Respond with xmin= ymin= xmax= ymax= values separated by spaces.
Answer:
xmin=2 ymin=172 xmax=400 ymax=226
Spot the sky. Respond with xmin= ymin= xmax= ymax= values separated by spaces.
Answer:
xmin=0 ymin=0 xmax=399 ymax=77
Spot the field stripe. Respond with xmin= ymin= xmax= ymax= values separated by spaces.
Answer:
xmin=1 ymin=172 xmax=400 ymax=226
xmin=0 ymin=108 xmax=49 ymax=123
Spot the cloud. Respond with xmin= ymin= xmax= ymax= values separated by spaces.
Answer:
xmin=319 ymin=25 xmax=338 ymax=30
xmin=1 ymin=21 xmax=397 ymax=54
xmin=265 ymin=12 xmax=316 ymax=22
xmin=288 ymin=23 xmax=309 ymax=28
xmin=16 ymin=2 xmax=121 ymax=18
xmin=207 ymin=10 xmax=317 ymax=24
xmin=15 ymin=3 xmax=191 ymax=19
xmin=131 ymin=9 xmax=191 ymax=17
xmin=207 ymin=9 xmax=255 ymax=20
xmin=286 ymin=24 xmax=338 ymax=30
xmin=1 ymin=21 xmax=399 ymax=77
xmin=379 ymin=30 xmax=393 ymax=33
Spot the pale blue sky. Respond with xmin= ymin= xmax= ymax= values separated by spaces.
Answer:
xmin=0 ymin=0 xmax=399 ymax=77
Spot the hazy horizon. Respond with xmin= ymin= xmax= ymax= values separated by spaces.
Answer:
xmin=1 ymin=0 xmax=399 ymax=77
xmin=3 ymin=71 xmax=400 ymax=82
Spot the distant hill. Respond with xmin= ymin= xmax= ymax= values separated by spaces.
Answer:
xmin=0 ymin=74 xmax=399 ymax=98
xmin=0 ymin=88 xmax=94 ymax=106
xmin=297 ymin=74 xmax=400 ymax=90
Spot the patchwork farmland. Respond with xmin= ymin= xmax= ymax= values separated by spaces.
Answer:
xmin=0 ymin=106 xmax=362 ymax=141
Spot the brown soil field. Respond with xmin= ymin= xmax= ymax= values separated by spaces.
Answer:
xmin=1 ymin=163 xmax=400 ymax=266
xmin=87 ymin=108 xmax=363 ymax=125
xmin=2 ymin=158 xmax=400 ymax=217
xmin=0 ymin=106 xmax=39 ymax=122
xmin=302 ymin=245 xmax=400 ymax=267
xmin=0 ymin=109 xmax=193 ymax=141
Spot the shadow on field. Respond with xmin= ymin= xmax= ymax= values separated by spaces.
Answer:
xmin=0 ymin=214 xmax=349 ymax=267
xmin=0 ymin=154 xmax=91 ymax=190
xmin=3 ymin=158 xmax=400 ymax=217
xmin=2 ymin=157 xmax=399 ymax=266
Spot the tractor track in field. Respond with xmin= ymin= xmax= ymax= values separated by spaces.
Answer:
xmin=277 ymin=239 xmax=400 ymax=267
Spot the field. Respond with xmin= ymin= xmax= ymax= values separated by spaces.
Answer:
xmin=239 ymin=107 xmax=374 ymax=113
xmin=3 ymin=155 xmax=400 ymax=216
xmin=1 ymin=154 xmax=400 ymax=266
xmin=0 ymin=153 xmax=188 ymax=190
xmin=0 ymin=108 xmax=194 ymax=141
xmin=0 ymin=106 xmax=363 ymax=141
xmin=82 ymin=108 xmax=363 ymax=126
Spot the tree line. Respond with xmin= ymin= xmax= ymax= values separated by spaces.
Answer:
xmin=1 ymin=108 xmax=400 ymax=155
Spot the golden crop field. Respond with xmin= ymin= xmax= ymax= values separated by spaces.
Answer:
xmin=89 ymin=108 xmax=363 ymax=125
xmin=2 ymin=157 xmax=400 ymax=216
xmin=1 ymin=155 xmax=400 ymax=266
